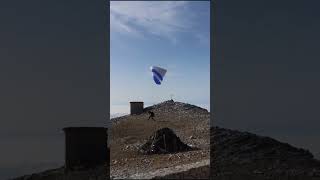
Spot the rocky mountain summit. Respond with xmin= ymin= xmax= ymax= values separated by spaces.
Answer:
xmin=111 ymin=100 xmax=209 ymax=124
xmin=110 ymin=100 xmax=210 ymax=179
xmin=10 ymin=100 xmax=320 ymax=179
xmin=144 ymin=100 xmax=209 ymax=114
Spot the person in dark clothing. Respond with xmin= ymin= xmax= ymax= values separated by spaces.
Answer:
xmin=148 ymin=111 xmax=155 ymax=121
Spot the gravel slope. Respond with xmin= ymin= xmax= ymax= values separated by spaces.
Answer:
xmin=211 ymin=127 xmax=320 ymax=179
xmin=110 ymin=100 xmax=210 ymax=179
xmin=12 ymin=100 xmax=320 ymax=180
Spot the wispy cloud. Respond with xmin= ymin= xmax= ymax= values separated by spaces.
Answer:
xmin=110 ymin=1 xmax=196 ymax=43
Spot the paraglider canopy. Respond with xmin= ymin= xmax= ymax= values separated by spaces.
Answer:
xmin=150 ymin=66 xmax=167 ymax=85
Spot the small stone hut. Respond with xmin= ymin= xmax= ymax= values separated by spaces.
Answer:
xmin=130 ymin=101 xmax=144 ymax=115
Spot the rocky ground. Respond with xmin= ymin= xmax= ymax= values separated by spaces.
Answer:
xmin=10 ymin=100 xmax=320 ymax=180
xmin=211 ymin=126 xmax=320 ymax=179
xmin=10 ymin=165 xmax=108 ymax=180
xmin=110 ymin=100 xmax=210 ymax=179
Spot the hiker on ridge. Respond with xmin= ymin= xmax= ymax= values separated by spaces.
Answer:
xmin=148 ymin=111 xmax=155 ymax=121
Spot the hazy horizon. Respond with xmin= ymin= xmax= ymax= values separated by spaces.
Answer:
xmin=111 ymin=101 xmax=210 ymax=118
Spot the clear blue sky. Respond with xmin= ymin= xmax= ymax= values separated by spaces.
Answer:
xmin=110 ymin=1 xmax=210 ymax=115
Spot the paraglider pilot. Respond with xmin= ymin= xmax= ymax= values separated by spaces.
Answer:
xmin=148 ymin=111 xmax=155 ymax=121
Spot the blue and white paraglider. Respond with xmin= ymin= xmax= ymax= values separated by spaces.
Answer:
xmin=150 ymin=66 xmax=167 ymax=85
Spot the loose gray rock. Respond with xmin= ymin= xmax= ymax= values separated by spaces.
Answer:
xmin=140 ymin=127 xmax=193 ymax=154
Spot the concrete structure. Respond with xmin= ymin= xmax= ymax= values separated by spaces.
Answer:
xmin=63 ymin=127 xmax=108 ymax=171
xmin=130 ymin=101 xmax=144 ymax=115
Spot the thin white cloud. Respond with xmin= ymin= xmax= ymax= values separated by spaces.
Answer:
xmin=110 ymin=12 xmax=142 ymax=38
xmin=110 ymin=1 xmax=196 ymax=43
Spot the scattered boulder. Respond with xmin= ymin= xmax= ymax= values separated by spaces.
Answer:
xmin=140 ymin=128 xmax=193 ymax=154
